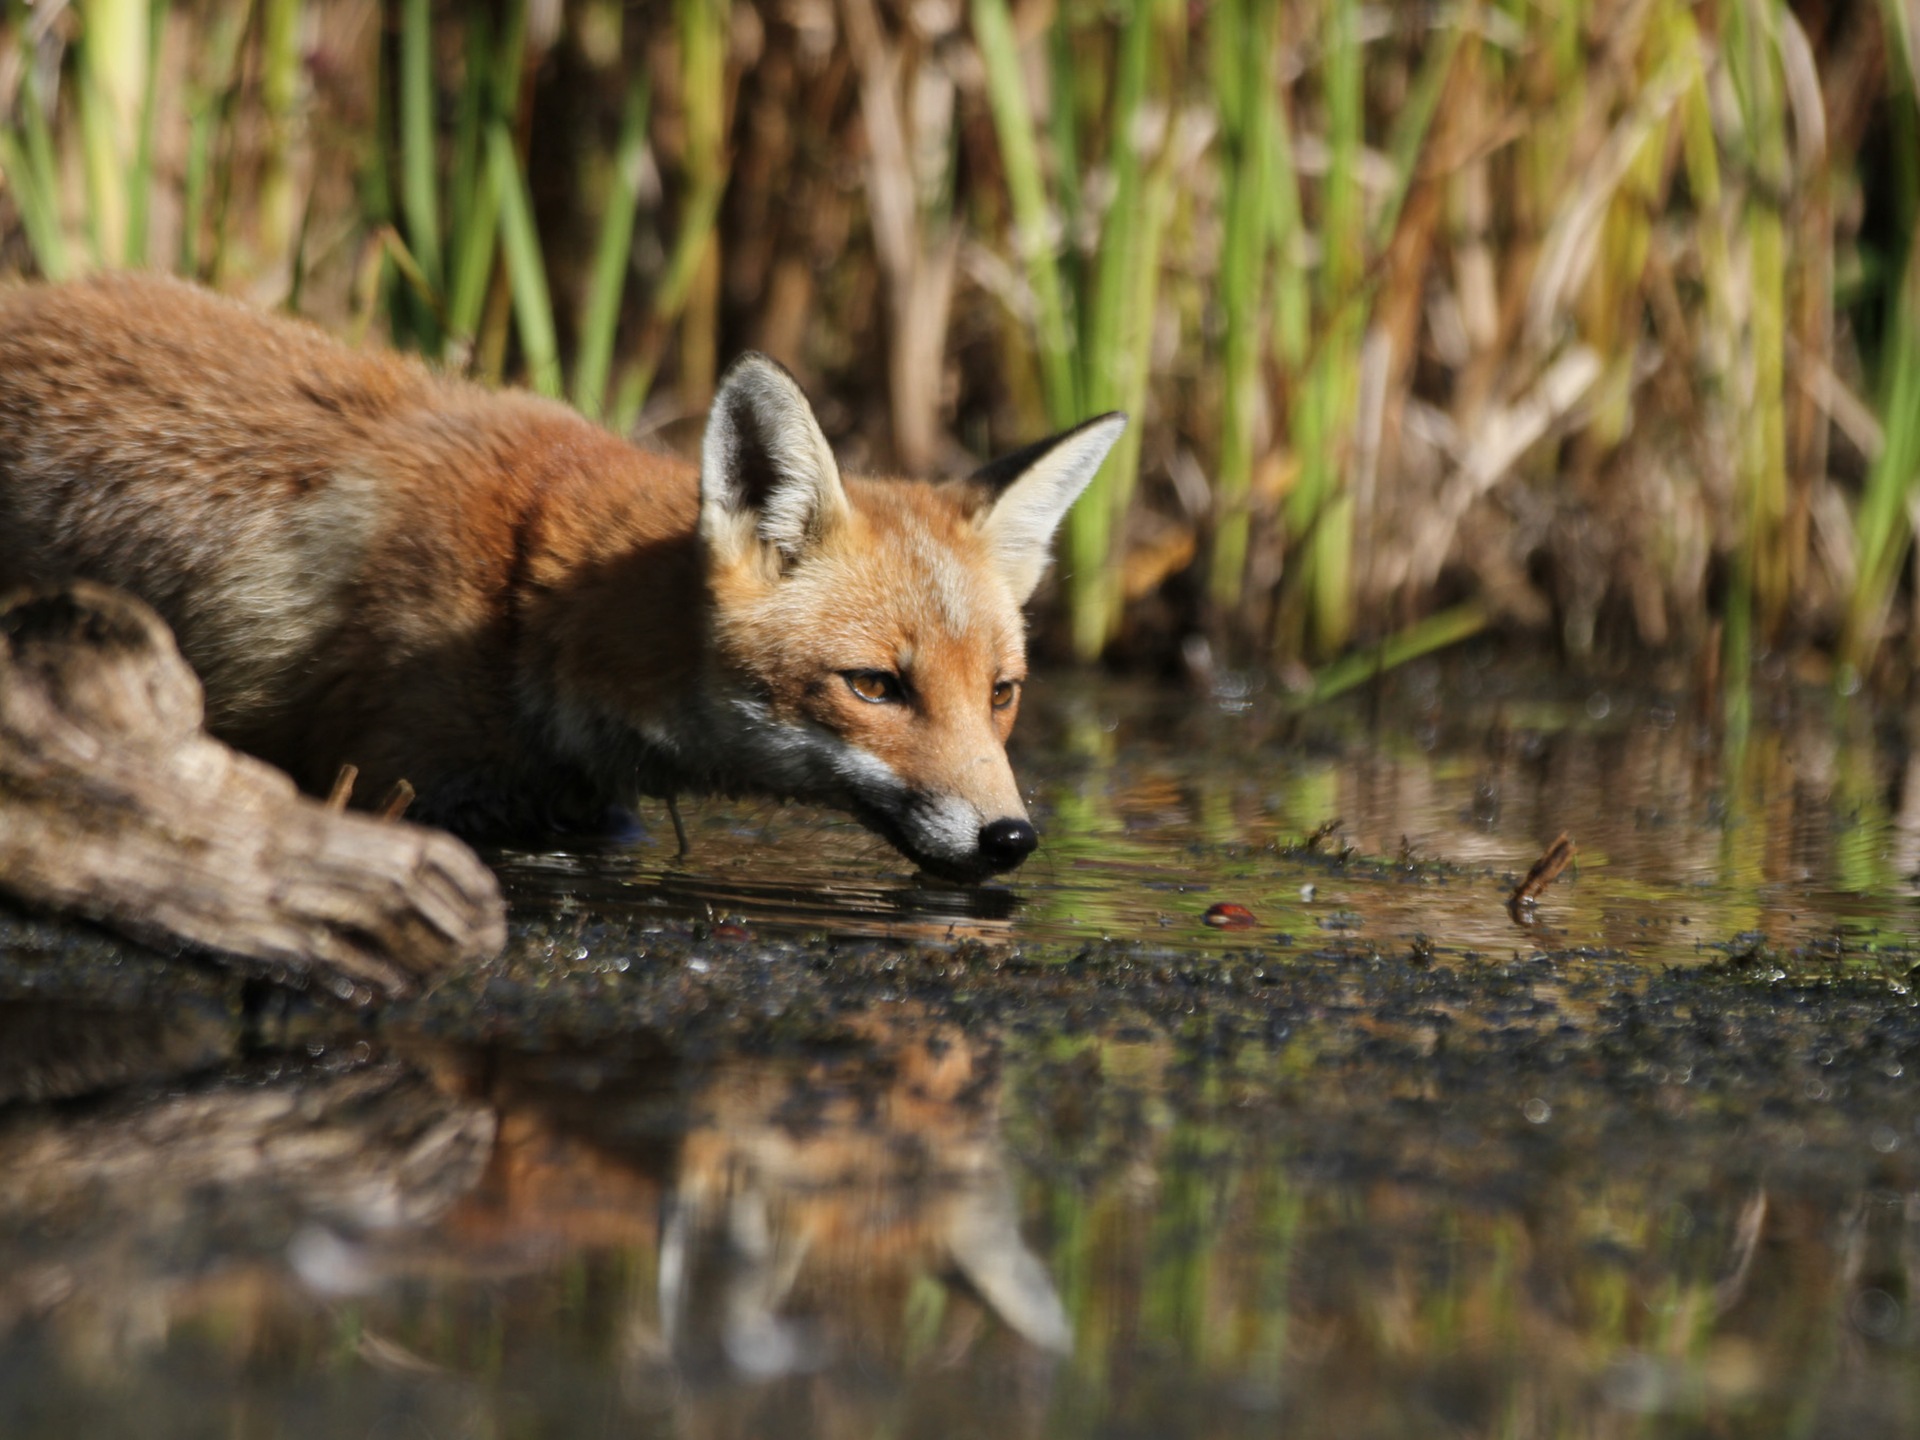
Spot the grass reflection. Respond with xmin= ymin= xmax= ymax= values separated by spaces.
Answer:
xmin=1005 ymin=1029 xmax=1920 ymax=1439
xmin=1003 ymin=670 xmax=1920 ymax=974
xmin=5 ymin=670 xmax=1920 ymax=1435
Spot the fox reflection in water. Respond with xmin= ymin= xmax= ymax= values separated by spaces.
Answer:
xmin=445 ymin=1013 xmax=1070 ymax=1374
xmin=0 ymin=1002 xmax=1069 ymax=1424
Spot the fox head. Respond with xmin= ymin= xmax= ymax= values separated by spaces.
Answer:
xmin=694 ymin=356 xmax=1123 ymax=883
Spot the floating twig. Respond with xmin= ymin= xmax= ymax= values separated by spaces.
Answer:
xmin=1508 ymin=831 xmax=1576 ymax=918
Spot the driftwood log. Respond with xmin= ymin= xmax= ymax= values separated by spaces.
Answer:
xmin=0 ymin=583 xmax=506 ymax=1000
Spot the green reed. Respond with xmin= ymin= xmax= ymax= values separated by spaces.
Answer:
xmin=75 ymin=0 xmax=146 ymax=265
xmin=1069 ymin=0 xmax=1181 ymax=658
xmin=123 ymin=0 xmax=163 ymax=268
xmin=1720 ymin=0 xmax=1793 ymax=726
xmin=0 ymin=2 xmax=69 ymax=279
xmin=573 ymin=78 xmax=649 ymax=422
xmin=974 ymin=0 xmax=1182 ymax=657
xmin=1275 ymin=0 xmax=1365 ymax=662
xmin=971 ymin=0 xmax=1457 ymax=660
xmin=1207 ymin=0 xmax=1278 ymax=619
xmin=445 ymin=3 xmax=524 ymax=361
xmin=1279 ymin=5 xmax=1454 ymax=662
xmin=1 ymin=0 xmax=1918 ymax=695
xmin=1842 ymin=249 xmax=1920 ymax=682
xmin=670 ymin=0 xmax=727 ymax=405
xmin=971 ymin=0 xmax=1077 ymax=430
xmin=1300 ymin=602 xmax=1488 ymax=706
xmin=398 ymin=0 xmax=444 ymax=320
xmin=176 ymin=1 xmax=249 ymax=281
xmin=488 ymin=120 xmax=560 ymax=397
xmin=1840 ymin=6 xmax=1920 ymax=683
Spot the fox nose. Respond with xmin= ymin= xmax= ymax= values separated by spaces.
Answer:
xmin=978 ymin=817 xmax=1039 ymax=871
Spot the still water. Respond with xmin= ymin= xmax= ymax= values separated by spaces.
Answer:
xmin=3 ymin=657 xmax=1920 ymax=1437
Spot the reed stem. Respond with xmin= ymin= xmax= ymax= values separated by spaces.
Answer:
xmin=573 ymin=79 xmax=649 ymax=421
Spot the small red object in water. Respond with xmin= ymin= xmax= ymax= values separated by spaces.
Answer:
xmin=1203 ymin=902 xmax=1258 ymax=930
xmin=711 ymin=923 xmax=753 ymax=941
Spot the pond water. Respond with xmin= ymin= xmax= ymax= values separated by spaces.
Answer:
xmin=3 ymin=656 xmax=1920 ymax=1438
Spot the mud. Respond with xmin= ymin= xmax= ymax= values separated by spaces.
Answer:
xmin=3 ymin=658 xmax=1918 ymax=1437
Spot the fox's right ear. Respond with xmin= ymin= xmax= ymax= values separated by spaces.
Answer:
xmin=700 ymin=354 xmax=848 ymax=566
xmin=971 ymin=413 xmax=1127 ymax=603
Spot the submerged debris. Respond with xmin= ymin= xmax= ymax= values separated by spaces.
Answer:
xmin=1302 ymin=818 xmax=1344 ymax=853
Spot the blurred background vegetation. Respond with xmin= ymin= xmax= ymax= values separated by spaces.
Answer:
xmin=0 ymin=0 xmax=1917 ymax=693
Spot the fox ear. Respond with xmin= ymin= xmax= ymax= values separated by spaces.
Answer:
xmin=946 ymin=1181 xmax=1073 ymax=1352
xmin=700 ymin=354 xmax=848 ymax=563
xmin=973 ymin=413 xmax=1126 ymax=602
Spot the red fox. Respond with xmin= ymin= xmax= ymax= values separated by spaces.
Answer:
xmin=430 ymin=1015 xmax=1072 ymax=1367
xmin=0 ymin=275 xmax=1122 ymax=880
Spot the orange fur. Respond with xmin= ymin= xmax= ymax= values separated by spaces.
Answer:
xmin=432 ymin=1016 xmax=1070 ymax=1355
xmin=0 ymin=273 xmax=1122 ymax=876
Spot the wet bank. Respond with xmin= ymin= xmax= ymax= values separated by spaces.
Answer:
xmin=3 ymin=659 xmax=1920 ymax=1437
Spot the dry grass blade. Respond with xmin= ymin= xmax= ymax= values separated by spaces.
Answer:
xmin=842 ymin=0 xmax=958 ymax=472
xmin=1524 ymin=56 xmax=1692 ymax=352
xmin=1410 ymin=348 xmax=1602 ymax=593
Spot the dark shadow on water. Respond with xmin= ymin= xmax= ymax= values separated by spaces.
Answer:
xmin=493 ymin=839 xmax=1023 ymax=941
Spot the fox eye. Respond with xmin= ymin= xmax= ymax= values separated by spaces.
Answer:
xmin=843 ymin=670 xmax=903 ymax=704
xmin=992 ymin=679 xmax=1019 ymax=710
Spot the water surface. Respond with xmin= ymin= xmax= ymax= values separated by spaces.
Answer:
xmin=3 ymin=659 xmax=1918 ymax=1438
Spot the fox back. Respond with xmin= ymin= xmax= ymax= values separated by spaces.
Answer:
xmin=0 ymin=274 xmax=1122 ymax=879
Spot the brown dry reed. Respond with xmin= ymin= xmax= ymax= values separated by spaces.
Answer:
xmin=1 ymin=0 xmax=1917 ymax=702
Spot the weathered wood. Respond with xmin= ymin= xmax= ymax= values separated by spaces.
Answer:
xmin=0 ymin=583 xmax=506 ymax=1001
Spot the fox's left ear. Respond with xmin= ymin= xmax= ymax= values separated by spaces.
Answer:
xmin=700 ymin=353 xmax=848 ymax=565
xmin=972 ymin=413 xmax=1127 ymax=603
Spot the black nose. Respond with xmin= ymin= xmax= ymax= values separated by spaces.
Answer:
xmin=978 ymin=817 xmax=1039 ymax=871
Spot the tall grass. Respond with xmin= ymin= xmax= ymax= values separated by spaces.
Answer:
xmin=1207 ymin=0 xmax=1278 ymax=625
xmin=0 ymin=0 xmax=1917 ymax=691
xmin=972 ymin=0 xmax=1182 ymax=658
xmin=0 ymin=2 xmax=69 ymax=279
xmin=573 ymin=77 xmax=649 ymax=422
xmin=1839 ymin=1 xmax=1920 ymax=685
